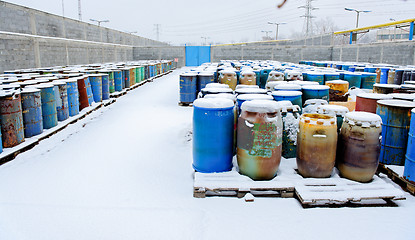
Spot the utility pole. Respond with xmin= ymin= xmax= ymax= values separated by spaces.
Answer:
xmin=201 ymin=37 xmax=210 ymax=45
xmin=154 ymin=24 xmax=161 ymax=41
xmin=78 ymin=0 xmax=82 ymax=21
xmin=261 ymin=30 xmax=272 ymax=39
xmin=62 ymin=0 xmax=65 ymax=17
xmin=299 ymin=0 xmax=317 ymax=37
xmin=268 ymin=22 xmax=286 ymax=40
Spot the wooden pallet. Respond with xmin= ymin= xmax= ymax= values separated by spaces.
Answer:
xmin=103 ymin=99 xmax=116 ymax=107
xmin=294 ymin=175 xmax=406 ymax=208
xmin=193 ymin=170 xmax=295 ymax=198
xmin=179 ymin=102 xmax=193 ymax=107
xmin=110 ymin=90 xmax=127 ymax=98
xmin=378 ymin=164 xmax=415 ymax=196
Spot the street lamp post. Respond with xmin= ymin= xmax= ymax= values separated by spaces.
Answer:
xmin=344 ymin=8 xmax=371 ymax=28
xmin=267 ymin=22 xmax=286 ymax=40
xmin=261 ymin=30 xmax=272 ymax=39
xmin=90 ymin=19 xmax=109 ymax=27
xmin=201 ymin=37 xmax=210 ymax=45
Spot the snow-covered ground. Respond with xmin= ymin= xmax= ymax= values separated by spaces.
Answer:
xmin=0 ymin=68 xmax=414 ymax=240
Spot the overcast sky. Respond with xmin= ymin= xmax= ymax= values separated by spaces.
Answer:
xmin=6 ymin=0 xmax=415 ymax=45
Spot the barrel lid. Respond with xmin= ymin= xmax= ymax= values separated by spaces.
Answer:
xmin=272 ymin=90 xmax=302 ymax=97
xmin=280 ymin=104 xmax=301 ymax=113
xmin=21 ymin=87 xmax=41 ymax=94
xmin=401 ymin=84 xmax=415 ymax=90
xmin=201 ymin=87 xmax=233 ymax=94
xmin=290 ymin=80 xmax=319 ymax=86
xmin=204 ymin=93 xmax=236 ymax=102
xmin=52 ymin=80 xmax=67 ymax=86
xmin=390 ymin=93 xmax=415 ymax=101
xmin=64 ymin=78 xmax=78 ymax=83
xmin=405 ymin=81 xmax=415 ymax=85
xmin=1 ymin=78 xmax=19 ymax=83
xmin=235 ymin=85 xmax=259 ymax=90
xmin=324 ymin=72 xmax=340 ymax=76
xmin=317 ymin=104 xmax=349 ymax=117
xmin=237 ymin=94 xmax=274 ymax=101
xmin=304 ymin=99 xmax=328 ymax=106
xmin=373 ymin=83 xmax=400 ymax=89
xmin=306 ymin=72 xmax=324 ymax=76
xmin=300 ymin=113 xmax=336 ymax=126
xmin=0 ymin=89 xmax=20 ymax=97
xmin=19 ymin=80 xmax=39 ymax=86
xmin=357 ymin=92 xmax=392 ymax=100
xmin=205 ymin=83 xmax=230 ymax=89
xmin=344 ymin=72 xmax=361 ymax=76
xmin=241 ymin=99 xmax=281 ymax=113
xmin=36 ymin=76 xmax=59 ymax=81
xmin=198 ymin=71 xmax=215 ymax=76
xmin=235 ymin=88 xmax=267 ymax=95
xmin=274 ymin=83 xmax=301 ymax=90
xmin=325 ymin=80 xmax=349 ymax=84
xmin=193 ymin=98 xmax=234 ymax=109
xmin=35 ymin=83 xmax=54 ymax=89
xmin=377 ymin=99 xmax=415 ymax=108
xmin=344 ymin=111 xmax=382 ymax=128
xmin=361 ymin=72 xmax=377 ymax=76
xmin=302 ymin=85 xmax=330 ymax=90
xmin=241 ymin=70 xmax=255 ymax=75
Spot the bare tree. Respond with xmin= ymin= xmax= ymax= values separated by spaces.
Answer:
xmin=313 ymin=17 xmax=339 ymax=35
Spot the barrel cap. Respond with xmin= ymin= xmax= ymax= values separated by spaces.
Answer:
xmin=317 ymin=104 xmax=349 ymax=117
xmin=241 ymin=99 xmax=281 ymax=113
xmin=237 ymin=94 xmax=274 ymax=101
xmin=271 ymin=90 xmax=302 ymax=97
xmin=377 ymin=99 xmax=415 ymax=108
xmin=235 ymin=88 xmax=267 ymax=95
xmin=220 ymin=69 xmax=236 ymax=75
xmin=302 ymin=85 xmax=330 ymax=90
xmin=235 ymin=85 xmax=259 ymax=90
xmin=344 ymin=111 xmax=382 ymax=128
xmin=193 ymin=98 xmax=234 ymax=109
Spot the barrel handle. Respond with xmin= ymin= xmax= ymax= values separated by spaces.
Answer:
xmin=313 ymin=134 xmax=326 ymax=138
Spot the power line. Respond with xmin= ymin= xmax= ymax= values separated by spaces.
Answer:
xmin=154 ymin=24 xmax=161 ymax=41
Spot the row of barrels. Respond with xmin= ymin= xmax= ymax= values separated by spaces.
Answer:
xmin=188 ymin=61 xmax=415 ymax=185
xmin=0 ymin=60 xmax=173 ymax=153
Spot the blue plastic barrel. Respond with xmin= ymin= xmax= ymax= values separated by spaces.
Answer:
xmin=193 ymin=98 xmax=235 ymax=173
xmin=348 ymin=66 xmax=356 ymax=72
xmin=89 ymin=74 xmax=102 ymax=102
xmin=101 ymin=74 xmax=110 ymax=100
xmin=65 ymin=78 xmax=79 ymax=117
xmin=307 ymin=72 xmax=325 ymax=85
xmin=272 ymin=91 xmax=302 ymax=109
xmin=377 ymin=100 xmax=415 ymax=165
xmin=37 ymin=84 xmax=58 ymax=129
xmin=84 ymin=77 xmax=94 ymax=105
xmin=113 ymin=70 xmax=123 ymax=92
xmin=198 ymin=72 xmax=215 ymax=92
xmin=404 ymin=108 xmax=415 ymax=183
xmin=259 ymin=68 xmax=273 ymax=89
xmin=20 ymin=88 xmax=43 ymax=137
xmin=361 ymin=73 xmax=377 ymax=89
xmin=302 ymin=85 xmax=330 ymax=104
xmin=324 ymin=72 xmax=340 ymax=82
xmin=380 ymin=68 xmax=390 ymax=84
xmin=180 ymin=72 xmax=198 ymax=104
xmin=52 ymin=81 xmax=69 ymax=121
xmin=344 ymin=72 xmax=362 ymax=88
xmin=364 ymin=67 xmax=377 ymax=73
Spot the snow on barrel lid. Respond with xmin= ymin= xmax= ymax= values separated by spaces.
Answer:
xmin=373 ymin=83 xmax=400 ymax=88
xmin=357 ymin=92 xmax=392 ymax=100
xmin=304 ymin=99 xmax=328 ymax=106
xmin=237 ymin=94 xmax=273 ymax=101
xmin=220 ymin=69 xmax=236 ymax=75
xmin=302 ymin=85 xmax=330 ymax=90
xmin=377 ymin=99 xmax=415 ymax=108
xmin=317 ymin=104 xmax=349 ymax=116
xmin=204 ymin=93 xmax=236 ymax=102
xmin=235 ymin=88 xmax=267 ymax=94
xmin=201 ymin=87 xmax=233 ymax=94
xmin=205 ymin=83 xmax=230 ymax=89
xmin=326 ymin=80 xmax=348 ymax=84
xmin=235 ymin=85 xmax=259 ymax=90
xmin=198 ymin=71 xmax=215 ymax=76
xmin=344 ymin=111 xmax=382 ymax=128
xmin=274 ymin=83 xmax=301 ymax=90
xmin=35 ymin=83 xmax=54 ymax=89
xmin=271 ymin=90 xmax=302 ymax=96
xmin=193 ymin=98 xmax=234 ymax=109
xmin=52 ymin=80 xmax=66 ymax=86
xmin=390 ymin=93 xmax=415 ymax=101
xmin=401 ymin=84 xmax=415 ymax=89
xmin=21 ymin=87 xmax=41 ymax=94
xmin=180 ymin=72 xmax=197 ymax=77
xmin=290 ymin=80 xmax=319 ymax=86
xmin=241 ymin=99 xmax=281 ymax=113
xmin=64 ymin=78 xmax=78 ymax=83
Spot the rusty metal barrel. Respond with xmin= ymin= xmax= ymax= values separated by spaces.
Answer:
xmin=0 ymin=90 xmax=25 ymax=147
xmin=76 ymin=76 xmax=90 ymax=110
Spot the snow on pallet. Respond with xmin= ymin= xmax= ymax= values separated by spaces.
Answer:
xmin=193 ymin=158 xmax=406 ymax=207
xmin=378 ymin=163 xmax=415 ymax=196
xmin=294 ymin=175 xmax=406 ymax=207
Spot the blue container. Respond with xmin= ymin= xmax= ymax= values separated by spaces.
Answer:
xmin=404 ymin=108 xmax=415 ymax=183
xmin=84 ymin=77 xmax=94 ymax=105
xmin=193 ymin=98 xmax=235 ymax=173
xmin=344 ymin=72 xmax=362 ymax=88
xmin=361 ymin=73 xmax=377 ymax=89
xmin=272 ymin=91 xmax=303 ymax=109
xmin=377 ymin=100 xmax=415 ymax=165
xmin=302 ymin=85 xmax=330 ymax=104
xmin=307 ymin=72 xmax=325 ymax=85
xmin=380 ymin=68 xmax=390 ymax=84
xmin=65 ymin=78 xmax=79 ymax=117
xmin=37 ymin=84 xmax=58 ymax=129
xmin=274 ymin=84 xmax=301 ymax=92
xmin=113 ymin=70 xmax=123 ymax=92
xmin=342 ymin=65 xmax=350 ymax=71
xmin=89 ymin=75 xmax=103 ymax=102
xmin=364 ymin=67 xmax=377 ymax=73
xmin=302 ymin=72 xmax=308 ymax=81
xmin=339 ymin=71 xmax=345 ymax=80
xmin=259 ymin=68 xmax=273 ymax=89
xmin=0 ymin=128 xmax=2 ymax=153
xmin=324 ymin=73 xmax=340 ymax=82
xmin=52 ymin=81 xmax=69 ymax=121
xmin=20 ymin=88 xmax=43 ymax=137
xmin=101 ymin=74 xmax=110 ymax=100
xmin=197 ymin=72 xmax=215 ymax=92
xmin=180 ymin=72 xmax=198 ymax=104
xmin=348 ymin=66 xmax=356 ymax=72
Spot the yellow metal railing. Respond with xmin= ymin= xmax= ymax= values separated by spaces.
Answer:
xmin=334 ymin=18 xmax=415 ymax=35
xmin=213 ymin=39 xmax=290 ymax=47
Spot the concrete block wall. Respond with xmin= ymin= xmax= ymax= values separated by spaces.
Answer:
xmin=133 ymin=46 xmax=185 ymax=67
